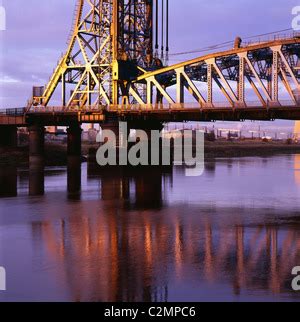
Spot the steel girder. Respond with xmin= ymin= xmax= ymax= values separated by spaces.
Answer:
xmin=30 ymin=0 xmax=154 ymax=108
xmin=127 ymin=38 xmax=300 ymax=108
xmin=30 ymin=0 xmax=300 ymax=110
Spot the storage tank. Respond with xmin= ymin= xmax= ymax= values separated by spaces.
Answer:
xmin=32 ymin=86 xmax=44 ymax=98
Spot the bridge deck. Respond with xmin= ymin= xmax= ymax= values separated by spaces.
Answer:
xmin=1 ymin=105 xmax=300 ymax=126
xmin=0 ymin=107 xmax=300 ymax=127
xmin=0 ymin=115 xmax=26 ymax=126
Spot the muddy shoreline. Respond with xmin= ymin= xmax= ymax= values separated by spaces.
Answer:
xmin=1 ymin=140 xmax=300 ymax=166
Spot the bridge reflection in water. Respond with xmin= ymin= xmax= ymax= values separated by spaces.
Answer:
xmin=32 ymin=209 xmax=300 ymax=301
xmin=26 ymin=162 xmax=300 ymax=302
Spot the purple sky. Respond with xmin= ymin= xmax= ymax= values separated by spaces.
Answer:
xmin=0 ymin=0 xmax=298 ymax=107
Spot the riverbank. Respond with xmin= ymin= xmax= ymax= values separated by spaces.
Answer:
xmin=204 ymin=139 xmax=300 ymax=158
xmin=1 ymin=139 xmax=300 ymax=166
xmin=0 ymin=142 xmax=94 ymax=166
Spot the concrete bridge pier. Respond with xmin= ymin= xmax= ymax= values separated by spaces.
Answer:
xmin=67 ymin=124 xmax=82 ymax=157
xmin=67 ymin=124 xmax=82 ymax=198
xmin=29 ymin=125 xmax=45 ymax=166
xmin=67 ymin=156 xmax=81 ymax=198
xmin=100 ymin=122 xmax=124 ymax=147
xmin=98 ymin=121 xmax=167 ymax=166
xmin=0 ymin=126 xmax=17 ymax=148
xmin=99 ymin=122 xmax=131 ymax=166
xmin=29 ymin=164 xmax=44 ymax=196
xmin=28 ymin=125 xmax=45 ymax=196
xmin=130 ymin=122 xmax=164 ymax=166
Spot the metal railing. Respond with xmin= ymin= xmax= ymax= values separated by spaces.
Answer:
xmin=3 ymin=99 xmax=299 ymax=116
xmin=27 ymin=106 xmax=106 ymax=113
xmin=243 ymin=31 xmax=300 ymax=47
xmin=105 ymin=100 xmax=298 ymax=111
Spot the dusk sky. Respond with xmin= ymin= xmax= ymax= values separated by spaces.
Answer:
xmin=0 ymin=0 xmax=298 ymax=108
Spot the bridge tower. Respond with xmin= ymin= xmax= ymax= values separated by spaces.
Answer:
xmin=31 ymin=0 xmax=168 ymax=108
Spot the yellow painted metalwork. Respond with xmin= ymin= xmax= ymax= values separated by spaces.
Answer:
xmin=30 ymin=1 xmax=300 ymax=112
xmin=34 ymin=0 xmax=84 ymax=107
xmin=136 ymin=38 xmax=300 ymax=82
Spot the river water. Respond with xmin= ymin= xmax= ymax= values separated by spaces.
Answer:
xmin=1 ymin=155 xmax=300 ymax=302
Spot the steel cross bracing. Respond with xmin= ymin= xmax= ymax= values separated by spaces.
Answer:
xmin=125 ymin=38 xmax=300 ymax=109
xmin=32 ymin=0 xmax=114 ymax=108
xmin=30 ymin=0 xmax=300 ymax=111
xmin=31 ymin=0 xmax=155 ymax=109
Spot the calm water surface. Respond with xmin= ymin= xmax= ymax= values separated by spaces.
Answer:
xmin=1 ymin=155 xmax=300 ymax=302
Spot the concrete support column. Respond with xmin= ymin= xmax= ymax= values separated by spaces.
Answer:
xmin=67 ymin=124 xmax=82 ymax=157
xmin=0 ymin=126 xmax=17 ymax=148
xmin=28 ymin=125 xmax=45 ymax=196
xmin=29 ymin=125 xmax=45 ymax=166
xmin=100 ymin=122 xmax=122 ymax=147
xmin=67 ymin=156 xmax=81 ymax=198
xmin=67 ymin=124 xmax=82 ymax=199
xmin=131 ymin=122 xmax=164 ymax=166
xmin=98 ymin=122 xmax=170 ymax=166
xmin=29 ymin=165 xmax=44 ymax=196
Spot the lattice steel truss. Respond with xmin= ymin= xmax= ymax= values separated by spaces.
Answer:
xmin=31 ymin=1 xmax=300 ymax=110
xmin=31 ymin=0 xmax=155 ymax=108
xmin=128 ymin=39 xmax=300 ymax=108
